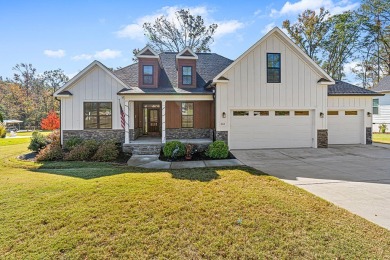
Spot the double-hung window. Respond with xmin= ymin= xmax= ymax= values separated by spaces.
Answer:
xmin=84 ymin=102 xmax=112 ymax=129
xmin=373 ymin=99 xmax=379 ymax=115
xmin=143 ymin=65 xmax=153 ymax=85
xmin=267 ymin=53 xmax=281 ymax=83
xmin=181 ymin=102 xmax=194 ymax=128
xmin=182 ymin=66 xmax=192 ymax=85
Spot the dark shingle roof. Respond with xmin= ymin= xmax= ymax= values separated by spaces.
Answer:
xmin=328 ymin=80 xmax=382 ymax=96
xmin=57 ymin=90 xmax=72 ymax=96
xmin=371 ymin=76 xmax=390 ymax=92
xmin=113 ymin=52 xmax=233 ymax=94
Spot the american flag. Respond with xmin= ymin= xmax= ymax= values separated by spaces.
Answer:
xmin=120 ymin=103 xmax=125 ymax=129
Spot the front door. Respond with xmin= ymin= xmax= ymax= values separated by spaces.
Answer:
xmin=148 ymin=109 xmax=159 ymax=134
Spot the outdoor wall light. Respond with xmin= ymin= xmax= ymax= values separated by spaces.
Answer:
xmin=222 ymin=112 xmax=226 ymax=118
xmin=320 ymin=112 xmax=324 ymax=118
xmin=367 ymin=112 xmax=372 ymax=117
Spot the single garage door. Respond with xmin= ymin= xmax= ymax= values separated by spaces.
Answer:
xmin=328 ymin=110 xmax=363 ymax=144
xmin=230 ymin=110 xmax=314 ymax=149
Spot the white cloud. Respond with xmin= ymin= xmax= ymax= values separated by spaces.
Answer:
xmin=44 ymin=49 xmax=66 ymax=58
xmin=115 ymin=5 xmax=244 ymax=41
xmin=261 ymin=22 xmax=276 ymax=34
xmin=270 ymin=0 xmax=359 ymax=17
xmin=72 ymin=49 xmax=122 ymax=61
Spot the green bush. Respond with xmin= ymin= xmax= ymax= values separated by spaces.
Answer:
xmin=36 ymin=143 xmax=63 ymax=161
xmin=64 ymin=136 xmax=83 ymax=151
xmin=163 ymin=141 xmax=185 ymax=158
xmin=379 ymin=123 xmax=387 ymax=134
xmin=0 ymin=124 xmax=6 ymax=138
xmin=206 ymin=141 xmax=229 ymax=159
xmin=28 ymin=131 xmax=47 ymax=152
xmin=64 ymin=140 xmax=99 ymax=161
xmin=92 ymin=140 xmax=119 ymax=162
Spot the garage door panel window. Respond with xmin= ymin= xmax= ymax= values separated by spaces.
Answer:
xmin=294 ymin=111 xmax=309 ymax=116
xmin=254 ymin=111 xmax=269 ymax=116
xmin=345 ymin=111 xmax=358 ymax=116
xmin=373 ymin=99 xmax=379 ymax=115
xmin=275 ymin=111 xmax=289 ymax=116
xmin=233 ymin=111 xmax=249 ymax=116
xmin=328 ymin=111 xmax=338 ymax=115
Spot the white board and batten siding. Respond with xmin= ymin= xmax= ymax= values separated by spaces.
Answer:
xmin=327 ymin=96 xmax=373 ymax=144
xmin=215 ymin=33 xmax=328 ymax=149
xmin=373 ymin=93 xmax=390 ymax=132
xmin=61 ymin=65 xmax=125 ymax=131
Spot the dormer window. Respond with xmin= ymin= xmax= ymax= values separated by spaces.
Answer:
xmin=182 ymin=66 xmax=192 ymax=85
xmin=143 ymin=65 xmax=153 ymax=85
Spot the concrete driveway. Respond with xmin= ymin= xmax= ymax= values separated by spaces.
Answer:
xmin=232 ymin=144 xmax=390 ymax=230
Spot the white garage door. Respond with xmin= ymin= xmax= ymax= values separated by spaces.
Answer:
xmin=230 ymin=110 xmax=314 ymax=149
xmin=328 ymin=110 xmax=363 ymax=144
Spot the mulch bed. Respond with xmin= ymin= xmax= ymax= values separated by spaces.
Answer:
xmin=17 ymin=152 xmax=37 ymax=161
xmin=159 ymin=151 xmax=236 ymax=162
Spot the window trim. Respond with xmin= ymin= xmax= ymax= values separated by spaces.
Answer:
xmin=373 ymin=98 xmax=379 ymax=115
xmin=267 ymin=53 xmax=281 ymax=83
xmin=84 ymin=102 xmax=112 ymax=129
xmin=182 ymin=66 xmax=192 ymax=85
xmin=143 ymin=65 xmax=154 ymax=85
xmin=181 ymin=102 xmax=194 ymax=128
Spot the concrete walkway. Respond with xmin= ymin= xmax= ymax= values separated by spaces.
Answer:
xmin=232 ymin=145 xmax=390 ymax=230
xmin=127 ymin=155 xmax=243 ymax=169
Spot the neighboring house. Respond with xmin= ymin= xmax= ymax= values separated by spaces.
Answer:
xmin=371 ymin=76 xmax=390 ymax=132
xmin=54 ymin=27 xmax=382 ymax=154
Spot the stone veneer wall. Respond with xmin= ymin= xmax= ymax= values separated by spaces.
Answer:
xmin=63 ymin=130 xmax=125 ymax=144
xmin=317 ymin=129 xmax=328 ymax=148
xmin=366 ymin=127 xmax=372 ymax=144
xmin=215 ymin=131 xmax=228 ymax=145
xmin=166 ymin=128 xmax=213 ymax=139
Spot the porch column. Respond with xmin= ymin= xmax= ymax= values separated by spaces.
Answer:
xmin=129 ymin=101 xmax=135 ymax=141
xmin=124 ymin=100 xmax=130 ymax=144
xmin=162 ymin=100 xmax=166 ymax=144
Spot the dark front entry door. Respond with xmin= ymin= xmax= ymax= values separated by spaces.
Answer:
xmin=148 ymin=109 xmax=159 ymax=134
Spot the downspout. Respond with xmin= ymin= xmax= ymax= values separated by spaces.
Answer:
xmin=55 ymin=97 xmax=62 ymax=146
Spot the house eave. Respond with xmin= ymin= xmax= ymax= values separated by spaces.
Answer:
xmin=328 ymin=93 xmax=385 ymax=97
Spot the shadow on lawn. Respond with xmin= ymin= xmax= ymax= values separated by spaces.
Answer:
xmin=33 ymin=161 xmax=266 ymax=182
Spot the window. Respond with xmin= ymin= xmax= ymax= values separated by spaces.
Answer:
xmin=295 ymin=111 xmax=309 ymax=116
xmin=233 ymin=111 xmax=249 ymax=116
xmin=254 ymin=111 xmax=269 ymax=116
xmin=181 ymin=102 xmax=193 ymax=128
xmin=143 ymin=65 xmax=153 ymax=85
xmin=275 ymin=111 xmax=289 ymax=116
xmin=345 ymin=111 xmax=358 ymax=116
xmin=182 ymin=66 xmax=192 ymax=85
xmin=373 ymin=99 xmax=379 ymax=115
xmin=84 ymin=102 xmax=112 ymax=129
xmin=267 ymin=53 xmax=281 ymax=83
xmin=328 ymin=111 xmax=339 ymax=115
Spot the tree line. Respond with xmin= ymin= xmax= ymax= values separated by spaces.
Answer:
xmin=0 ymin=64 xmax=68 ymax=128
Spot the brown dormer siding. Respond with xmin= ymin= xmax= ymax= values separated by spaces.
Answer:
xmin=138 ymin=58 xmax=159 ymax=88
xmin=178 ymin=59 xmax=196 ymax=88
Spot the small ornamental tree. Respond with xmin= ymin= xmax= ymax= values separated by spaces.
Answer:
xmin=40 ymin=111 xmax=60 ymax=130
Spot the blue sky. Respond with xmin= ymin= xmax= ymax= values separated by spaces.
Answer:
xmin=0 ymin=0 xmax=360 ymax=80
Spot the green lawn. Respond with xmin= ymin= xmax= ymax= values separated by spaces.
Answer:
xmin=373 ymin=133 xmax=390 ymax=144
xmin=1 ymin=143 xmax=389 ymax=258
xmin=0 ymin=137 xmax=30 ymax=146
xmin=6 ymin=130 xmax=52 ymax=137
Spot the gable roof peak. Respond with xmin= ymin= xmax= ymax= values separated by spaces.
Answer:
xmin=176 ymin=47 xmax=198 ymax=60
xmin=136 ymin=45 xmax=159 ymax=58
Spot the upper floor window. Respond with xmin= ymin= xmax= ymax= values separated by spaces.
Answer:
xmin=182 ymin=66 xmax=192 ymax=85
xmin=84 ymin=102 xmax=112 ymax=129
xmin=373 ymin=99 xmax=379 ymax=115
xmin=267 ymin=53 xmax=281 ymax=83
xmin=143 ymin=65 xmax=153 ymax=85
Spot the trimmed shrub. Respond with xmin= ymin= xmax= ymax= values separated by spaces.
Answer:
xmin=36 ymin=143 xmax=63 ymax=161
xmin=28 ymin=131 xmax=47 ymax=152
xmin=0 ymin=124 xmax=6 ymax=138
xmin=64 ymin=136 xmax=83 ymax=151
xmin=92 ymin=141 xmax=119 ymax=162
xmin=163 ymin=141 xmax=185 ymax=158
xmin=46 ymin=130 xmax=60 ymax=144
xmin=64 ymin=140 xmax=99 ymax=161
xmin=206 ymin=141 xmax=229 ymax=159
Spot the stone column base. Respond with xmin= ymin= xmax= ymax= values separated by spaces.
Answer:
xmin=317 ymin=129 xmax=328 ymax=148
xmin=366 ymin=127 xmax=372 ymax=144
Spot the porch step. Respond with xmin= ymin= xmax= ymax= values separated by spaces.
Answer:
xmin=123 ymin=143 xmax=162 ymax=155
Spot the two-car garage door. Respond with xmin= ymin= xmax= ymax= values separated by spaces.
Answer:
xmin=230 ymin=110 xmax=314 ymax=149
